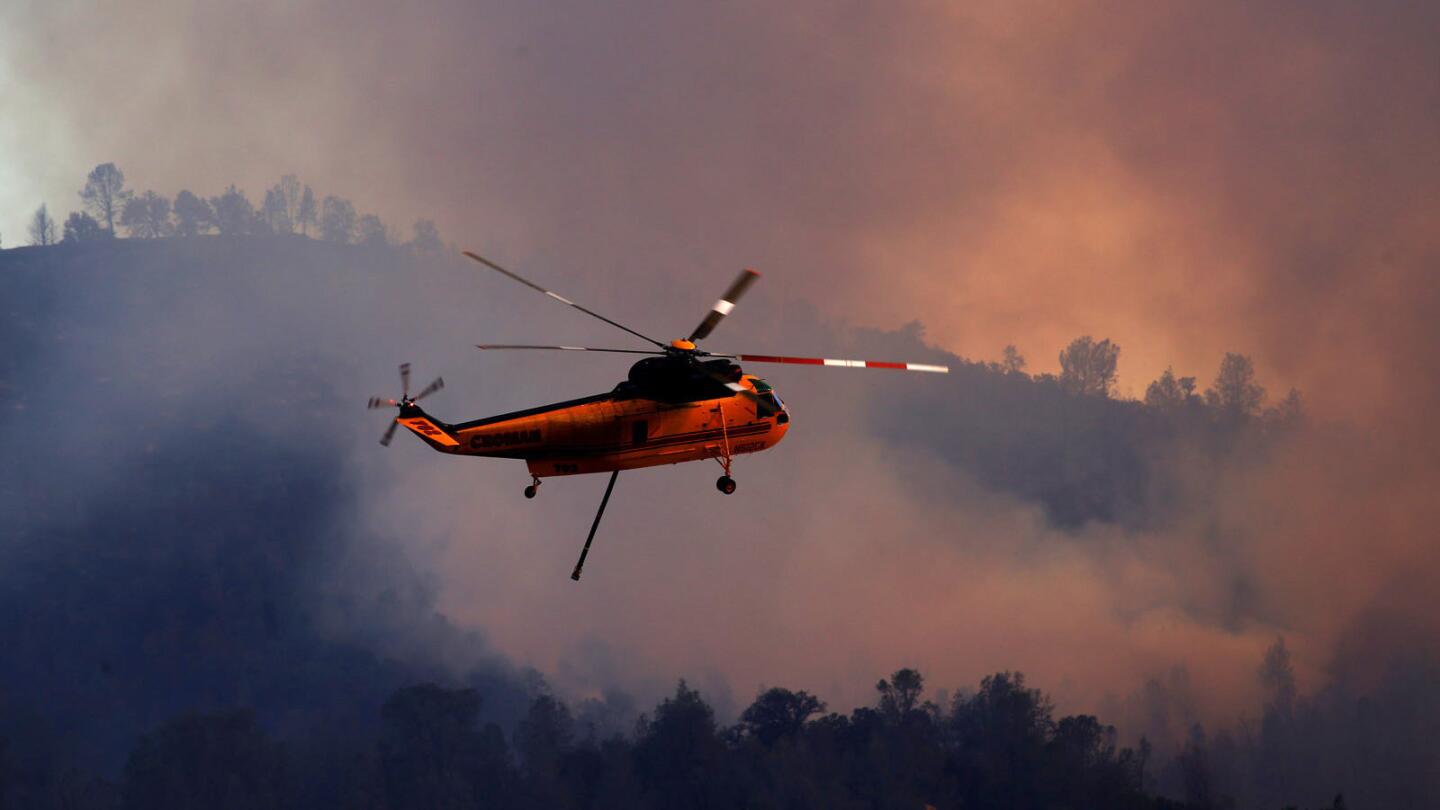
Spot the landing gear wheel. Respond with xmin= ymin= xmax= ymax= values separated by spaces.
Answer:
xmin=716 ymin=475 xmax=737 ymax=495
xmin=524 ymin=485 xmax=537 ymax=499
xmin=524 ymin=476 xmax=542 ymax=499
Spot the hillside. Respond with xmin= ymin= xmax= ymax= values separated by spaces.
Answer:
xmin=0 ymin=237 xmax=1347 ymax=810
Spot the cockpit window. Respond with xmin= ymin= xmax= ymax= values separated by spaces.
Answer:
xmin=753 ymin=377 xmax=786 ymax=413
xmin=747 ymin=379 xmax=785 ymax=413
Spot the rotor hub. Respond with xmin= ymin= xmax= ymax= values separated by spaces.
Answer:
xmin=368 ymin=363 xmax=445 ymax=445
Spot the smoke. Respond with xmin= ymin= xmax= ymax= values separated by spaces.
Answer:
xmin=8 ymin=2 xmax=1437 ymax=410
xmin=0 ymin=242 xmax=545 ymax=773
xmin=3 ymin=0 xmax=1439 ymax=781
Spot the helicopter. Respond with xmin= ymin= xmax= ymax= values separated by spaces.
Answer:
xmin=369 ymin=251 xmax=948 ymax=580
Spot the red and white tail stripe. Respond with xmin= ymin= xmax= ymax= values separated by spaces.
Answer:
xmin=737 ymin=354 xmax=949 ymax=373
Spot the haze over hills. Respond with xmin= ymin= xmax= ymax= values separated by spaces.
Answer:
xmin=0 ymin=234 xmax=1432 ymax=807
xmin=5 ymin=0 xmax=1439 ymax=803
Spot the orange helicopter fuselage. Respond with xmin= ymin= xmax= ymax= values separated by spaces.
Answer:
xmin=395 ymin=374 xmax=789 ymax=478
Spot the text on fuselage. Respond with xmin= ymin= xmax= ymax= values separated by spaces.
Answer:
xmin=470 ymin=429 xmax=542 ymax=449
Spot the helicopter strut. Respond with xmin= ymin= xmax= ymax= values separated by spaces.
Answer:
xmin=712 ymin=403 xmax=737 ymax=495
xmin=571 ymin=470 xmax=619 ymax=581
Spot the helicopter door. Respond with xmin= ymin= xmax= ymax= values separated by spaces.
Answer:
xmin=632 ymin=420 xmax=648 ymax=447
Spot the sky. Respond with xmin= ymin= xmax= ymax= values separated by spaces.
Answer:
xmin=3 ymin=0 xmax=1439 ymax=738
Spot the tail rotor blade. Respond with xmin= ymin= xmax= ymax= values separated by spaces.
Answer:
xmin=688 ymin=269 xmax=760 ymax=343
xmin=415 ymin=377 xmax=445 ymax=401
xmin=372 ymin=363 xmax=444 ymax=447
xmin=379 ymin=419 xmax=400 ymax=447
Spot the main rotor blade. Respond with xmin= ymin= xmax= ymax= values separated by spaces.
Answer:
xmin=463 ymin=251 xmax=666 ymax=348
xmin=368 ymin=397 xmax=398 ymax=410
xmin=688 ymin=269 xmax=760 ymax=342
xmin=379 ymin=419 xmax=400 ymax=447
xmin=571 ymin=470 xmax=619 ymax=582
xmin=476 ymin=344 xmax=664 ymax=356
xmin=732 ymin=353 xmax=949 ymax=373
xmin=414 ymin=377 xmax=445 ymax=401
xmin=399 ymin=362 xmax=412 ymax=398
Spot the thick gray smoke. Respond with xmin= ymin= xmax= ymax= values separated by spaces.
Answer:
xmin=2 ymin=1 xmax=1439 ymax=802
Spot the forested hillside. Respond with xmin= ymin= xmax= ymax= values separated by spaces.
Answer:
xmin=0 ymin=231 xmax=1406 ymax=810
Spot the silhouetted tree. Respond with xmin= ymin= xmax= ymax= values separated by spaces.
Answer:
xmin=320 ymin=196 xmax=356 ymax=243
xmin=62 ymin=211 xmax=107 ymax=242
xmin=121 ymin=710 xmax=289 ymax=810
xmin=1205 ymin=353 xmax=1264 ymax=416
xmin=516 ymin=693 xmax=573 ymax=769
xmin=515 ymin=694 xmax=574 ymax=806
xmin=1137 ymin=735 xmax=1153 ymax=793
xmin=297 ymin=185 xmax=318 ymax=237
xmin=1254 ymin=637 xmax=1300 ymax=807
xmin=120 ymin=190 xmax=173 ymax=238
xmin=1045 ymin=714 xmax=1137 ymax=806
xmin=80 ymin=162 xmax=131 ymax=233
xmin=210 ymin=186 xmax=256 ymax=236
xmin=1259 ymin=637 xmax=1297 ymax=719
xmin=1002 ymin=344 xmax=1027 ymax=374
xmin=1177 ymin=723 xmax=1228 ymax=810
xmin=840 ymin=669 xmax=946 ymax=808
xmin=279 ymin=174 xmax=302 ymax=231
xmin=1264 ymin=388 xmax=1304 ymax=431
xmin=261 ymin=186 xmax=290 ymax=233
xmin=634 ymin=681 xmax=728 ymax=808
xmin=562 ymin=736 xmax=642 ymax=809
xmin=410 ymin=218 xmax=444 ymax=254
xmin=739 ymin=687 xmax=826 ymax=746
xmin=28 ymin=204 xmax=57 ymax=246
xmin=572 ymin=690 xmax=639 ymax=742
xmin=877 ymin=668 xmax=926 ymax=720
xmin=358 ymin=213 xmax=388 ymax=247
xmin=950 ymin=671 xmax=1054 ymax=809
xmin=1052 ymin=715 xmax=1117 ymax=767
xmin=1144 ymin=366 xmax=1200 ymax=409
xmin=379 ymin=684 xmax=514 ymax=810
xmin=173 ymin=190 xmax=213 ymax=236
xmin=1059 ymin=336 xmax=1120 ymax=397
